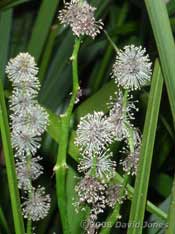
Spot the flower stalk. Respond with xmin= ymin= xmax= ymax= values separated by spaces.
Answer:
xmin=55 ymin=38 xmax=81 ymax=234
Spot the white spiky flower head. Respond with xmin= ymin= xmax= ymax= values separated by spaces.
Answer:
xmin=78 ymin=150 xmax=116 ymax=181
xmin=75 ymin=111 xmax=113 ymax=156
xmin=22 ymin=186 xmax=51 ymax=221
xmin=58 ymin=0 xmax=103 ymax=38
xmin=111 ymin=45 xmax=152 ymax=90
xmin=9 ymin=90 xmax=37 ymax=114
xmin=16 ymin=156 xmax=43 ymax=190
xmin=74 ymin=175 xmax=107 ymax=219
xmin=11 ymin=104 xmax=49 ymax=136
xmin=12 ymin=129 xmax=41 ymax=157
xmin=6 ymin=52 xmax=38 ymax=85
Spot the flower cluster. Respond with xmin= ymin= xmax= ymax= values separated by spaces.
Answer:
xmin=74 ymin=45 xmax=152 ymax=233
xmin=6 ymin=53 xmax=51 ymax=222
xmin=111 ymin=45 xmax=152 ymax=90
xmin=58 ymin=0 xmax=103 ymax=39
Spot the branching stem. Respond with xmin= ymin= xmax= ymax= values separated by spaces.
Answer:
xmin=55 ymin=38 xmax=81 ymax=234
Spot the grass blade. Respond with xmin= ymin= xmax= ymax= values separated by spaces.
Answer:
xmin=166 ymin=175 xmax=175 ymax=234
xmin=0 ymin=9 xmax=12 ymax=83
xmin=145 ymin=0 xmax=175 ymax=123
xmin=0 ymin=0 xmax=31 ymax=9
xmin=127 ymin=60 xmax=163 ymax=234
xmin=28 ymin=0 xmax=59 ymax=61
xmin=39 ymin=24 xmax=59 ymax=82
xmin=0 ymin=80 xmax=25 ymax=234
xmin=145 ymin=2 xmax=175 ymax=232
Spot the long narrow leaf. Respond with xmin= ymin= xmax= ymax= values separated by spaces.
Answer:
xmin=0 ymin=9 xmax=12 ymax=83
xmin=145 ymin=0 xmax=175 ymax=123
xmin=127 ymin=60 xmax=163 ymax=234
xmin=145 ymin=2 xmax=175 ymax=233
xmin=28 ymin=0 xmax=59 ymax=61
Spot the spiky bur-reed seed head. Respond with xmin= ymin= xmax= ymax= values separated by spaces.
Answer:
xmin=106 ymin=184 xmax=127 ymax=208
xmin=22 ymin=186 xmax=51 ymax=221
xmin=6 ymin=52 xmax=51 ymax=221
xmin=75 ymin=111 xmax=113 ymax=156
xmin=16 ymin=156 xmax=44 ymax=190
xmin=78 ymin=150 xmax=116 ymax=182
xmin=111 ymin=45 xmax=152 ymax=90
xmin=74 ymin=175 xmax=107 ymax=218
xmin=107 ymin=91 xmax=138 ymax=141
xmin=58 ymin=0 xmax=103 ymax=39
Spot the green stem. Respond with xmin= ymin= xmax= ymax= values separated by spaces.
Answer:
xmin=104 ymin=30 xmax=119 ymax=53
xmin=0 ymin=79 xmax=25 ymax=234
xmin=27 ymin=219 xmax=32 ymax=234
xmin=55 ymin=38 xmax=81 ymax=234
xmin=166 ymin=174 xmax=175 ymax=234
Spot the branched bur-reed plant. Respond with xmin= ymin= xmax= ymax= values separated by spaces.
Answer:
xmin=6 ymin=53 xmax=51 ymax=233
xmin=58 ymin=1 xmax=152 ymax=234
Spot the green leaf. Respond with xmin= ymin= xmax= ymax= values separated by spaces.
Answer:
xmin=166 ymin=176 xmax=175 ymax=234
xmin=0 ymin=9 xmax=12 ymax=83
xmin=145 ymin=0 xmax=175 ymax=123
xmin=145 ymin=2 xmax=175 ymax=233
xmin=152 ymin=173 xmax=173 ymax=197
xmin=28 ymin=0 xmax=59 ymax=61
xmin=0 ymin=0 xmax=31 ymax=9
xmin=127 ymin=60 xmax=163 ymax=234
xmin=39 ymin=31 xmax=74 ymax=111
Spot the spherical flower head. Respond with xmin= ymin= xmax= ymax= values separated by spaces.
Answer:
xmin=12 ymin=129 xmax=41 ymax=157
xmin=74 ymin=175 xmax=107 ymax=218
xmin=78 ymin=150 xmax=116 ymax=181
xmin=9 ymin=90 xmax=38 ymax=114
xmin=16 ymin=157 xmax=43 ymax=190
xmin=75 ymin=111 xmax=113 ymax=156
xmin=11 ymin=104 xmax=49 ymax=136
xmin=111 ymin=45 xmax=152 ymax=90
xmin=22 ymin=186 xmax=51 ymax=221
xmin=58 ymin=0 xmax=103 ymax=39
xmin=6 ymin=52 xmax=38 ymax=84
xmin=106 ymin=184 xmax=127 ymax=208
